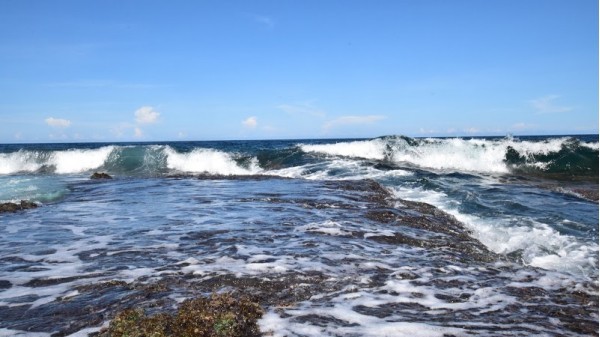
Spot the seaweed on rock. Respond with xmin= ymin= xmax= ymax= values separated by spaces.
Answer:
xmin=100 ymin=293 xmax=263 ymax=337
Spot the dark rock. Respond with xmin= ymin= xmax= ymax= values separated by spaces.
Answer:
xmin=98 ymin=293 xmax=263 ymax=337
xmin=570 ymin=188 xmax=599 ymax=202
xmin=0 ymin=200 xmax=38 ymax=213
xmin=0 ymin=280 xmax=11 ymax=290
xmin=24 ymin=273 xmax=105 ymax=287
xmin=91 ymin=172 xmax=112 ymax=179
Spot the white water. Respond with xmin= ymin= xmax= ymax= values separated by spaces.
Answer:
xmin=300 ymin=136 xmax=598 ymax=174
xmin=0 ymin=150 xmax=44 ymax=174
xmin=391 ymin=186 xmax=599 ymax=279
xmin=0 ymin=173 xmax=596 ymax=336
xmin=271 ymin=158 xmax=412 ymax=180
xmin=164 ymin=146 xmax=261 ymax=175
xmin=50 ymin=147 xmax=114 ymax=174
xmin=301 ymin=139 xmax=388 ymax=160
xmin=0 ymin=147 xmax=114 ymax=175
xmin=0 ymin=146 xmax=261 ymax=176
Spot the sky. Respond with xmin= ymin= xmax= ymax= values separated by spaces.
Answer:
xmin=0 ymin=0 xmax=598 ymax=143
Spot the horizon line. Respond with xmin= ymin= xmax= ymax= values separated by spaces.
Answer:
xmin=1 ymin=132 xmax=598 ymax=146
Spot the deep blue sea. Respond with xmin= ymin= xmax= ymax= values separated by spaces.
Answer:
xmin=0 ymin=135 xmax=598 ymax=336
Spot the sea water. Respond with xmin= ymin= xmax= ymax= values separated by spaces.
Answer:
xmin=0 ymin=135 xmax=597 ymax=336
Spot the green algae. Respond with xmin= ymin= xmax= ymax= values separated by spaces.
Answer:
xmin=102 ymin=293 xmax=263 ymax=337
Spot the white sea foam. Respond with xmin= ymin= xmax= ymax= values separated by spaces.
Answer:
xmin=259 ymin=284 xmax=472 ymax=337
xmin=0 ymin=329 xmax=49 ymax=337
xmin=296 ymin=220 xmax=348 ymax=236
xmin=391 ymin=186 xmax=599 ymax=278
xmin=0 ymin=147 xmax=114 ymax=175
xmin=271 ymin=158 xmax=412 ymax=180
xmin=0 ymin=150 xmax=44 ymax=174
xmin=50 ymin=147 xmax=114 ymax=174
xmin=301 ymin=139 xmax=387 ymax=160
xmin=299 ymin=136 xmax=595 ymax=174
xmin=580 ymin=141 xmax=599 ymax=150
xmin=165 ymin=147 xmax=261 ymax=175
xmin=399 ymin=137 xmax=509 ymax=172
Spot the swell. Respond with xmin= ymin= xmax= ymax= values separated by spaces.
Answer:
xmin=0 ymin=145 xmax=262 ymax=176
xmin=505 ymin=137 xmax=599 ymax=179
xmin=0 ymin=146 xmax=115 ymax=175
xmin=0 ymin=135 xmax=597 ymax=181
xmin=300 ymin=135 xmax=599 ymax=180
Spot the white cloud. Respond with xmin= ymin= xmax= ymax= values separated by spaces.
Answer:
xmin=323 ymin=115 xmax=386 ymax=131
xmin=134 ymin=106 xmax=160 ymax=124
xmin=134 ymin=127 xmax=143 ymax=138
xmin=530 ymin=95 xmax=573 ymax=114
xmin=242 ymin=116 xmax=258 ymax=128
xmin=277 ymin=103 xmax=326 ymax=118
xmin=45 ymin=117 xmax=71 ymax=128
xmin=177 ymin=131 xmax=187 ymax=138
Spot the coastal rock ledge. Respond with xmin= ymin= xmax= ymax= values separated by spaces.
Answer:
xmin=91 ymin=172 xmax=112 ymax=179
xmin=0 ymin=200 xmax=38 ymax=213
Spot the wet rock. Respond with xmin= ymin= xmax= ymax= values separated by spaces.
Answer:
xmin=0 ymin=200 xmax=38 ymax=213
xmin=369 ymin=233 xmax=431 ymax=248
xmin=569 ymin=188 xmax=599 ymax=202
xmin=327 ymin=179 xmax=392 ymax=205
xmin=74 ymin=280 xmax=130 ymax=293
xmin=24 ymin=273 xmax=106 ymax=287
xmin=0 ymin=280 xmax=11 ymax=290
xmin=292 ymin=314 xmax=359 ymax=328
xmin=2 ymin=178 xmax=595 ymax=336
xmin=99 ymin=293 xmax=263 ymax=337
xmin=365 ymin=209 xmax=398 ymax=223
xmin=91 ymin=172 xmax=112 ymax=179
xmin=168 ymin=173 xmax=291 ymax=181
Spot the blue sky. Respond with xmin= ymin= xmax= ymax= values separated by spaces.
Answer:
xmin=0 ymin=0 xmax=597 ymax=142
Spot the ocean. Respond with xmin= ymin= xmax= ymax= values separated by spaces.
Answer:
xmin=0 ymin=134 xmax=598 ymax=336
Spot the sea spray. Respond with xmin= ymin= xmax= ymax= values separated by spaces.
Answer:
xmin=50 ymin=146 xmax=115 ymax=174
xmin=300 ymin=135 xmax=599 ymax=177
xmin=164 ymin=146 xmax=261 ymax=175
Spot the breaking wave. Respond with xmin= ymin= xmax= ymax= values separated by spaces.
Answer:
xmin=0 ymin=135 xmax=596 ymax=180
xmin=300 ymin=135 xmax=598 ymax=178
xmin=0 ymin=146 xmax=115 ymax=175
xmin=164 ymin=147 xmax=261 ymax=175
xmin=0 ymin=145 xmax=261 ymax=176
xmin=391 ymin=186 xmax=598 ymax=278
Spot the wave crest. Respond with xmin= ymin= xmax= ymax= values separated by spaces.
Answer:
xmin=51 ymin=147 xmax=115 ymax=174
xmin=165 ymin=147 xmax=261 ymax=175
xmin=299 ymin=136 xmax=599 ymax=176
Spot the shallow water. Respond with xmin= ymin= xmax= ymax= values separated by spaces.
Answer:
xmin=0 ymin=135 xmax=597 ymax=336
